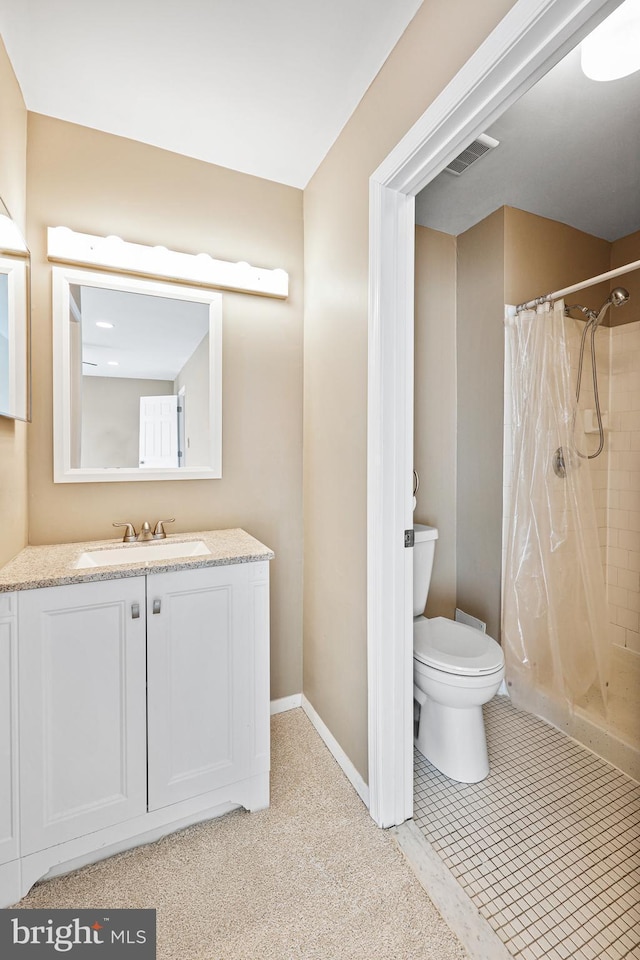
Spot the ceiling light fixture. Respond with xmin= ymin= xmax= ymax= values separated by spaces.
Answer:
xmin=96 ymin=321 xmax=114 ymax=329
xmin=47 ymin=227 xmax=289 ymax=299
xmin=107 ymin=361 xmax=119 ymax=366
xmin=581 ymin=0 xmax=640 ymax=81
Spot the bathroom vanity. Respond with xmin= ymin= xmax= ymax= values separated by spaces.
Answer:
xmin=0 ymin=528 xmax=273 ymax=907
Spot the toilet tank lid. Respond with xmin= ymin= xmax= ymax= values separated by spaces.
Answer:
xmin=414 ymin=524 xmax=438 ymax=542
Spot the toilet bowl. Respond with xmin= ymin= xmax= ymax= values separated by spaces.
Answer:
xmin=412 ymin=524 xmax=504 ymax=783
xmin=413 ymin=616 xmax=504 ymax=783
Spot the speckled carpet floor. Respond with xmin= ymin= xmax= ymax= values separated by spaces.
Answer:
xmin=16 ymin=709 xmax=466 ymax=960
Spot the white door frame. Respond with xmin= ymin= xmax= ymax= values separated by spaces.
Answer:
xmin=366 ymin=0 xmax=620 ymax=828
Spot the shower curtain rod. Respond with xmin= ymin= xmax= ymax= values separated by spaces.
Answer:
xmin=516 ymin=257 xmax=640 ymax=312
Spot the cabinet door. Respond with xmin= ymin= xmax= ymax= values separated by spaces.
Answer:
xmin=0 ymin=594 xmax=18 ymax=866
xmin=19 ymin=578 xmax=147 ymax=855
xmin=147 ymin=563 xmax=269 ymax=811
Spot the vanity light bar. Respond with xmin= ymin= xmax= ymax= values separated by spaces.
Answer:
xmin=0 ymin=215 xmax=28 ymax=255
xmin=47 ymin=227 xmax=289 ymax=299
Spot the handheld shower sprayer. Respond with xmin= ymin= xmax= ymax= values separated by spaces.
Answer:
xmin=591 ymin=286 xmax=630 ymax=329
xmin=609 ymin=286 xmax=631 ymax=308
xmin=559 ymin=286 xmax=631 ymax=469
xmin=565 ymin=286 xmax=629 ymax=326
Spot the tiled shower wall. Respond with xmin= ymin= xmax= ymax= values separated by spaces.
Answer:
xmin=605 ymin=320 xmax=640 ymax=654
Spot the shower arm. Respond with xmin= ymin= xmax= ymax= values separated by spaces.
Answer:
xmin=565 ymin=303 xmax=597 ymax=322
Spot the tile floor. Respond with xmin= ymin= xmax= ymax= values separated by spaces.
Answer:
xmin=413 ymin=696 xmax=640 ymax=960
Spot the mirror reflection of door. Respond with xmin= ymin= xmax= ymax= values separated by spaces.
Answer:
xmin=139 ymin=394 xmax=179 ymax=468
xmin=72 ymin=283 xmax=210 ymax=470
xmin=177 ymin=387 xmax=186 ymax=468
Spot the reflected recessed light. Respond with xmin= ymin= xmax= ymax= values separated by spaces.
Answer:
xmin=581 ymin=0 xmax=640 ymax=81
xmin=107 ymin=361 xmax=119 ymax=366
xmin=96 ymin=321 xmax=114 ymax=329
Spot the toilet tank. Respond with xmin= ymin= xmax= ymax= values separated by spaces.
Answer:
xmin=413 ymin=524 xmax=439 ymax=617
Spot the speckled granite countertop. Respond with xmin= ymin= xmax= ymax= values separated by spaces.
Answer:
xmin=0 ymin=528 xmax=274 ymax=592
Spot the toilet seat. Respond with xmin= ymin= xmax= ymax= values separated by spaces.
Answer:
xmin=413 ymin=616 xmax=504 ymax=676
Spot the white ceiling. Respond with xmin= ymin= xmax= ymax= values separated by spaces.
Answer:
xmin=77 ymin=285 xmax=209 ymax=381
xmin=0 ymin=0 xmax=422 ymax=188
xmin=416 ymin=44 xmax=640 ymax=242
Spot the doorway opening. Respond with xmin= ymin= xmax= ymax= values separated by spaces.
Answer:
xmin=366 ymin=0 xmax=625 ymax=829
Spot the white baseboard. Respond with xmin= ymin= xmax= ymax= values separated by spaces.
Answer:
xmin=301 ymin=695 xmax=370 ymax=809
xmin=270 ymin=694 xmax=302 ymax=715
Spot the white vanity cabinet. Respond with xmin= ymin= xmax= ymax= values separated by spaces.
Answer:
xmin=2 ymin=549 xmax=270 ymax=907
xmin=146 ymin=563 xmax=270 ymax=810
xmin=18 ymin=578 xmax=148 ymax=855
xmin=0 ymin=593 xmax=19 ymax=869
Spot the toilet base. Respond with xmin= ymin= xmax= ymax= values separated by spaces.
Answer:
xmin=416 ymin=698 xmax=490 ymax=783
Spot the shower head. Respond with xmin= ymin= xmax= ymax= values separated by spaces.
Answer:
xmin=609 ymin=286 xmax=630 ymax=308
xmin=593 ymin=286 xmax=630 ymax=327
xmin=565 ymin=287 xmax=630 ymax=325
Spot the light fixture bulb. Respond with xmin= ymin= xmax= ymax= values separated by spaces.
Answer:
xmin=95 ymin=321 xmax=114 ymax=329
xmin=107 ymin=361 xmax=119 ymax=366
xmin=0 ymin=214 xmax=28 ymax=253
xmin=581 ymin=0 xmax=640 ymax=81
xmin=48 ymin=227 xmax=289 ymax=298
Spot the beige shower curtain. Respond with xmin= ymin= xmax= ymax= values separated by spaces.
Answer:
xmin=502 ymin=300 xmax=610 ymax=713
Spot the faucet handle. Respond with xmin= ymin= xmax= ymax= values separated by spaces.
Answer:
xmin=153 ymin=518 xmax=175 ymax=539
xmin=113 ymin=522 xmax=137 ymax=543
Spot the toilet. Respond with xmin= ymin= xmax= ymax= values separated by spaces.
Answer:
xmin=413 ymin=524 xmax=504 ymax=783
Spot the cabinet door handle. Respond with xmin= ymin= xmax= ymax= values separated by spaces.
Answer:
xmin=152 ymin=599 xmax=162 ymax=615
xmin=131 ymin=602 xmax=140 ymax=619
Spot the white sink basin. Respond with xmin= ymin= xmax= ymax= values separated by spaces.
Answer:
xmin=74 ymin=540 xmax=211 ymax=569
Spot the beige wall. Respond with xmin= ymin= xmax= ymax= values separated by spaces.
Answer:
xmin=610 ymin=230 xmax=640 ymax=327
xmin=0 ymin=37 xmax=28 ymax=565
xmin=456 ymin=209 xmax=506 ymax=639
xmin=302 ymin=0 xmax=517 ymax=781
xmin=504 ymin=206 xmax=610 ymax=312
xmin=26 ymin=114 xmax=304 ymax=701
xmin=81 ymin=377 xmax=174 ymax=468
xmin=414 ymin=226 xmax=457 ymax=619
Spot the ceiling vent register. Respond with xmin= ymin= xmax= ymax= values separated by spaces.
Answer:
xmin=445 ymin=133 xmax=499 ymax=176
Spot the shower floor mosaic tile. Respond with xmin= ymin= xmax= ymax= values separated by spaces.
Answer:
xmin=413 ymin=696 xmax=640 ymax=960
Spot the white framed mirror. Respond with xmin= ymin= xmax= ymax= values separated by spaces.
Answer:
xmin=0 ymin=197 xmax=30 ymax=422
xmin=53 ymin=266 xmax=222 ymax=482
